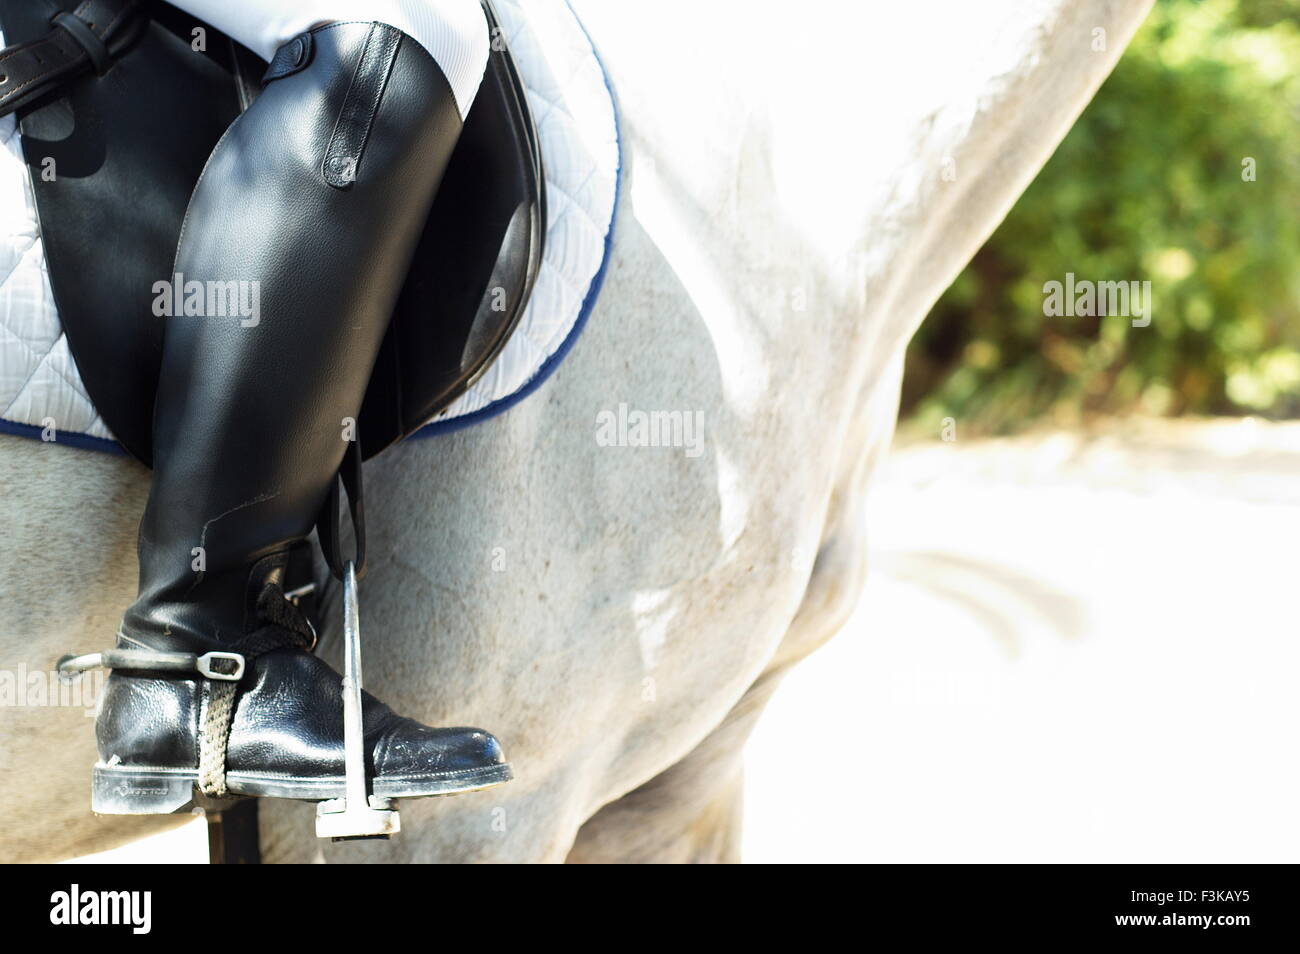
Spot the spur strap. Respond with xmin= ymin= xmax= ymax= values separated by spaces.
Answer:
xmin=59 ymin=603 xmax=315 ymax=798
xmin=0 ymin=0 xmax=145 ymax=118
xmin=58 ymin=643 xmax=248 ymax=797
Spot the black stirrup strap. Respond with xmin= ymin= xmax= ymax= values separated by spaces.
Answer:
xmin=0 ymin=0 xmax=144 ymax=118
xmin=317 ymin=435 xmax=369 ymax=582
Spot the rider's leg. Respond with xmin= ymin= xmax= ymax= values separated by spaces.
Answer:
xmin=92 ymin=8 xmax=510 ymax=812
xmin=165 ymin=0 xmax=490 ymax=118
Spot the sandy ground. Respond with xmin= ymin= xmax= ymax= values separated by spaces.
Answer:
xmin=64 ymin=417 xmax=1300 ymax=863
xmin=742 ymin=417 xmax=1300 ymax=863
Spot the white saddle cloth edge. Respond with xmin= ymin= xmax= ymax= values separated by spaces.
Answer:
xmin=419 ymin=0 xmax=619 ymax=435
xmin=0 ymin=0 xmax=619 ymax=452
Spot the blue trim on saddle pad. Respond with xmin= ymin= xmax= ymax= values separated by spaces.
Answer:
xmin=0 ymin=416 xmax=126 ymax=454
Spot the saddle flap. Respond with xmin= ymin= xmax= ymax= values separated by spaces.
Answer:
xmin=0 ymin=0 xmax=245 ymax=463
xmin=362 ymin=0 xmax=544 ymax=456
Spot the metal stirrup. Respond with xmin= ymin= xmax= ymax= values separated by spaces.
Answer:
xmin=314 ymin=561 xmax=400 ymax=840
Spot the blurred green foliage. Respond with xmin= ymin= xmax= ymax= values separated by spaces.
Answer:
xmin=903 ymin=0 xmax=1300 ymax=434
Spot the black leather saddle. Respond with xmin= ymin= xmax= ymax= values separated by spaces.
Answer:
xmin=0 ymin=0 xmax=544 ymax=464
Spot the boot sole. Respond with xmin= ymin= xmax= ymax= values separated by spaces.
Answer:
xmin=91 ymin=761 xmax=514 ymax=815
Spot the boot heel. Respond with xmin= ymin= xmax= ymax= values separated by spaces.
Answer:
xmin=92 ymin=764 xmax=196 ymax=815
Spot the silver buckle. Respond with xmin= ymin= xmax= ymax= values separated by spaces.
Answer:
xmin=196 ymin=651 xmax=245 ymax=682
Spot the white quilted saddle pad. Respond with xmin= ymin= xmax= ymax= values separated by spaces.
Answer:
xmin=0 ymin=0 xmax=619 ymax=451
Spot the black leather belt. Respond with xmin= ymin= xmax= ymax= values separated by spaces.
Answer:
xmin=0 ymin=0 xmax=143 ymax=118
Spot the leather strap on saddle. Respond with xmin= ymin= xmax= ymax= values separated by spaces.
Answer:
xmin=318 ymin=437 xmax=369 ymax=582
xmin=0 ymin=0 xmax=144 ymax=118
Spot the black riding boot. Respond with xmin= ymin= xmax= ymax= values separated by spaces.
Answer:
xmin=86 ymin=22 xmax=510 ymax=813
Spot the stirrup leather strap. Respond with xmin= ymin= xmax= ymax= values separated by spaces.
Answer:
xmin=0 ymin=0 xmax=145 ymax=118
xmin=318 ymin=435 xmax=368 ymax=581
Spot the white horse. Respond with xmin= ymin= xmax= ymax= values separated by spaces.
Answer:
xmin=0 ymin=0 xmax=1152 ymax=862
